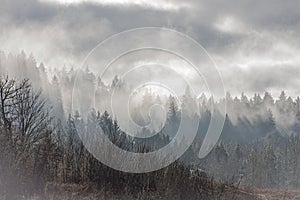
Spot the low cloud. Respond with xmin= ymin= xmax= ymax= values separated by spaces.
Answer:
xmin=0 ymin=0 xmax=300 ymax=95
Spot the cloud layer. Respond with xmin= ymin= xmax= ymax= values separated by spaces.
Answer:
xmin=0 ymin=0 xmax=300 ymax=96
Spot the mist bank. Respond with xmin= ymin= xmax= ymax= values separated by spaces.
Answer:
xmin=2 ymin=51 xmax=300 ymax=192
xmin=0 ymin=51 xmax=299 ymax=142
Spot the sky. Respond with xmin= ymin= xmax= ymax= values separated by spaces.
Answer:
xmin=1 ymin=0 xmax=300 ymax=97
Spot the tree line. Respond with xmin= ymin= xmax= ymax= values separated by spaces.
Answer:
xmin=0 ymin=75 xmax=240 ymax=200
xmin=2 ymin=51 xmax=300 ymax=199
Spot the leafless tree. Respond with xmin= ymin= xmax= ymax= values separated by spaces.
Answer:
xmin=0 ymin=75 xmax=52 ymax=198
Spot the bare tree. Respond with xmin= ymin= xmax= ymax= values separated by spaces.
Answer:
xmin=0 ymin=75 xmax=53 ymax=198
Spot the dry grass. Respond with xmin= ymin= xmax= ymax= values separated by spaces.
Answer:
xmin=232 ymin=187 xmax=300 ymax=200
xmin=17 ymin=182 xmax=262 ymax=200
xmin=252 ymin=188 xmax=300 ymax=200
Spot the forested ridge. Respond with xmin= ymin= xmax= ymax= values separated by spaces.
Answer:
xmin=1 ymin=51 xmax=300 ymax=199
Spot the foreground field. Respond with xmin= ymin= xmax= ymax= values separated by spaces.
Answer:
xmin=19 ymin=184 xmax=300 ymax=200
xmin=235 ymin=187 xmax=300 ymax=200
xmin=252 ymin=188 xmax=300 ymax=200
xmin=19 ymin=183 xmax=259 ymax=200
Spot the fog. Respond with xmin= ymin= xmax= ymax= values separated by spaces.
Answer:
xmin=1 ymin=0 xmax=300 ymax=96
xmin=1 ymin=51 xmax=299 ymax=142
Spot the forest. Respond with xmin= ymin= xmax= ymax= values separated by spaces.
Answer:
xmin=1 ymin=51 xmax=300 ymax=199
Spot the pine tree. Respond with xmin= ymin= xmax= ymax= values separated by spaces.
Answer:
xmin=165 ymin=96 xmax=180 ymax=138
